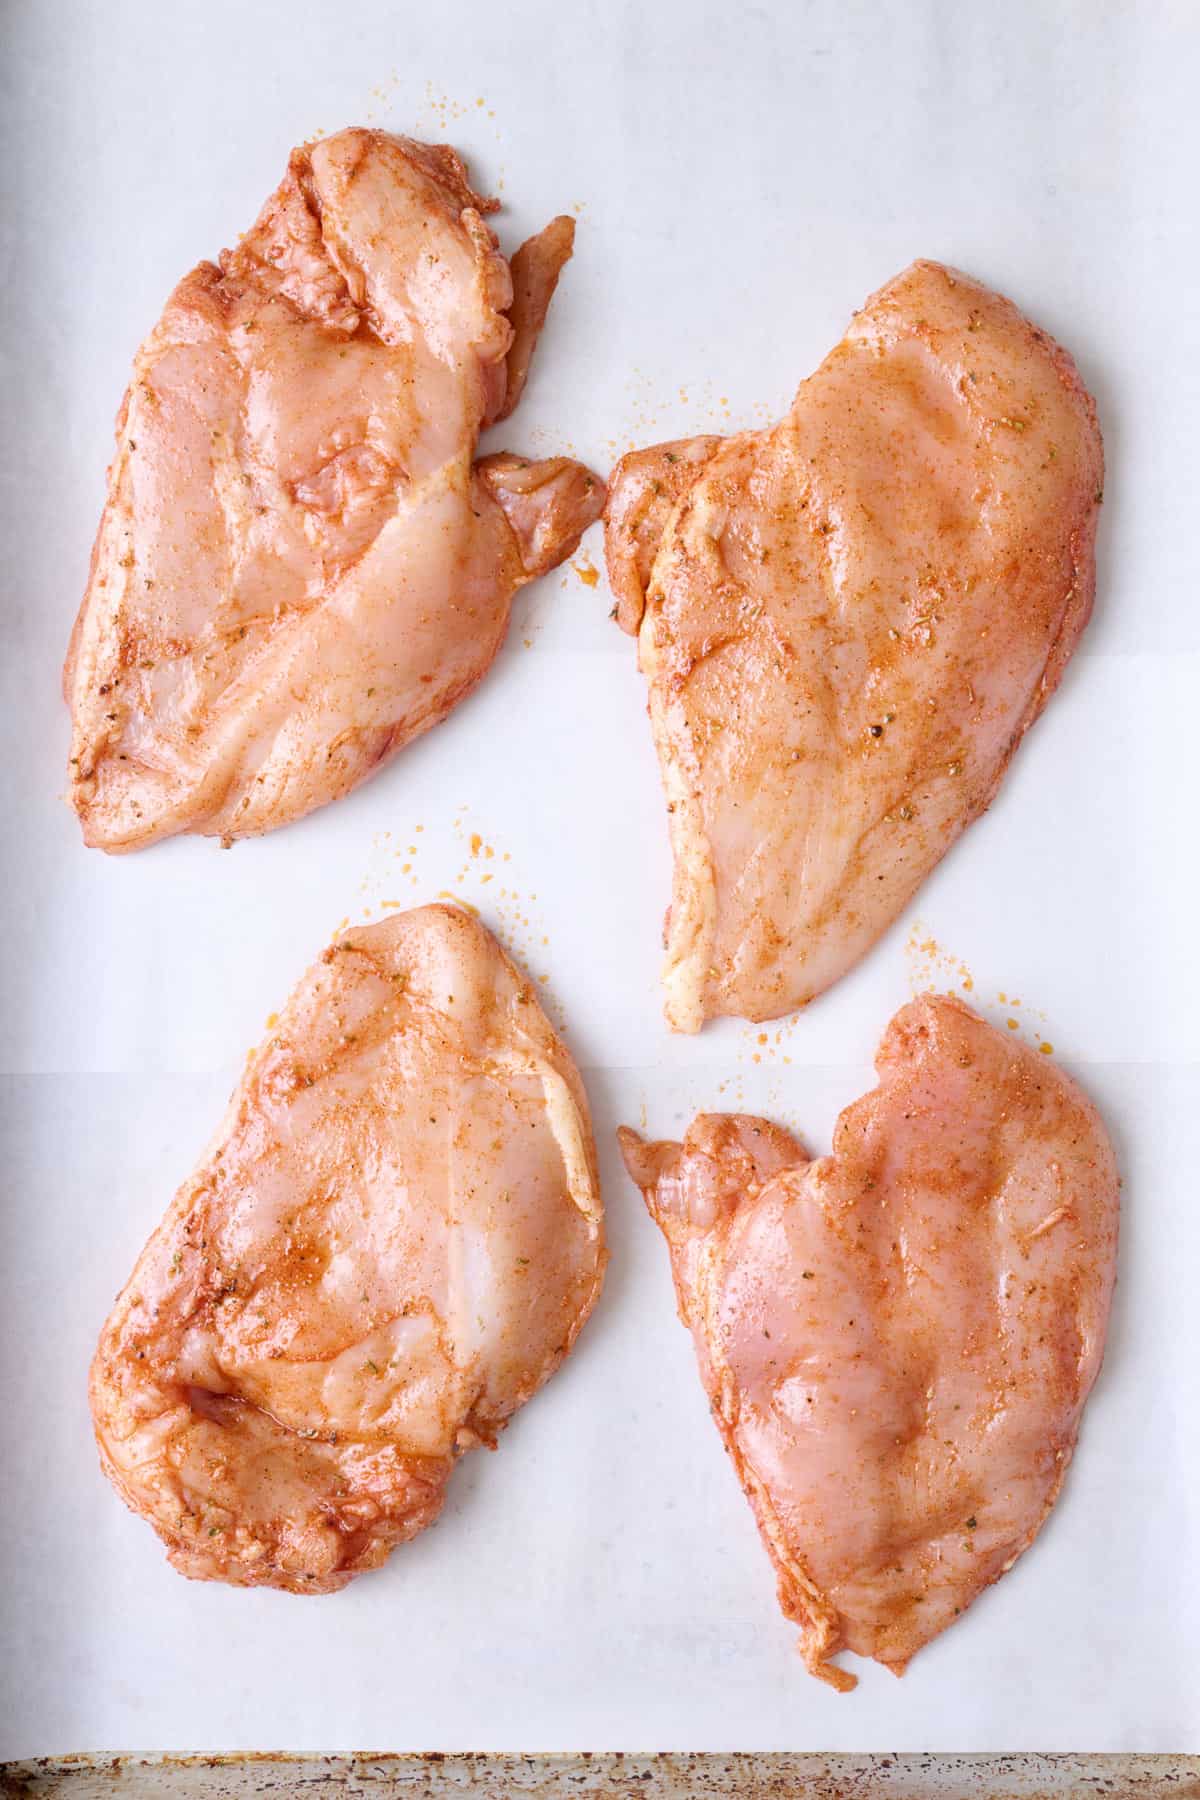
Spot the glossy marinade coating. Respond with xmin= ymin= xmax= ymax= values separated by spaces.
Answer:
xmin=66 ymin=130 xmax=604 ymax=850
xmin=607 ymin=263 xmax=1103 ymax=1030
xmin=621 ymin=995 xmax=1118 ymax=1688
xmin=91 ymin=905 xmax=606 ymax=1590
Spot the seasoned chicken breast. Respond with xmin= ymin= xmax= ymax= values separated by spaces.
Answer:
xmin=66 ymin=129 xmax=604 ymax=850
xmin=606 ymin=262 xmax=1103 ymax=1030
xmin=620 ymin=996 xmax=1118 ymax=1688
xmin=91 ymin=905 xmax=605 ymax=1591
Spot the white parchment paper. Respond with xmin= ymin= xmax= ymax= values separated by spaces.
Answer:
xmin=2 ymin=0 xmax=1197 ymax=1758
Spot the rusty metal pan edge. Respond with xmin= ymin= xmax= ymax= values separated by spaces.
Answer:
xmin=2 ymin=1752 xmax=1200 ymax=1799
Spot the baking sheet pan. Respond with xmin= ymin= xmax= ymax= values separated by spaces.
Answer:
xmin=4 ymin=1754 xmax=1200 ymax=1799
xmin=3 ymin=0 xmax=1198 ymax=1762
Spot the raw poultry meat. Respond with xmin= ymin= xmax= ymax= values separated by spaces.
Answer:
xmin=65 ymin=129 xmax=604 ymax=850
xmin=620 ymin=995 xmax=1118 ymax=1688
xmin=606 ymin=262 xmax=1103 ymax=1030
xmin=91 ymin=904 xmax=605 ymax=1591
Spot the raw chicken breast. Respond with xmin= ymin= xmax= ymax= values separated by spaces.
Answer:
xmin=606 ymin=262 xmax=1103 ymax=1030
xmin=91 ymin=904 xmax=605 ymax=1591
xmin=66 ymin=130 xmax=604 ymax=850
xmin=620 ymin=995 xmax=1118 ymax=1688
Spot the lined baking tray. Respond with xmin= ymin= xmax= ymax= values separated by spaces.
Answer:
xmin=2 ymin=0 xmax=1197 ymax=1765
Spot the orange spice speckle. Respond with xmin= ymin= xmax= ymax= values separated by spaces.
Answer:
xmin=437 ymin=891 xmax=479 ymax=916
xmin=1006 ymin=1019 xmax=1019 ymax=1030
xmin=906 ymin=921 xmax=975 ymax=1001
xmin=265 ymin=1012 xmax=279 ymax=1029
xmin=1039 ymin=1041 xmax=1054 ymax=1055
xmin=470 ymin=833 xmax=482 ymax=856
xmin=573 ymin=557 xmax=599 ymax=588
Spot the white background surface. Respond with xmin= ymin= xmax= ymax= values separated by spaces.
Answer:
xmin=2 ymin=0 xmax=1198 ymax=1759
